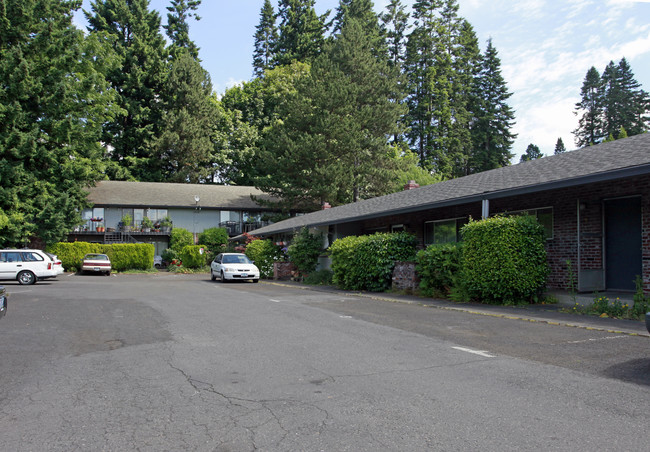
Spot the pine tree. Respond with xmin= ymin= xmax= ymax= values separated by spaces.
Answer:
xmin=154 ymin=50 xmax=217 ymax=183
xmin=404 ymin=0 xmax=445 ymax=171
xmin=606 ymin=58 xmax=650 ymax=138
xmin=380 ymin=0 xmax=410 ymax=68
xmin=573 ymin=66 xmax=604 ymax=147
xmin=252 ymin=0 xmax=277 ymax=77
xmin=404 ymin=0 xmax=488 ymax=178
xmin=165 ymin=0 xmax=201 ymax=59
xmin=86 ymin=0 xmax=169 ymax=181
xmin=468 ymin=38 xmax=515 ymax=173
xmin=554 ymin=137 xmax=566 ymax=154
xmin=574 ymin=59 xmax=649 ymax=146
xmin=0 ymin=0 xmax=120 ymax=246
xmin=255 ymin=17 xmax=406 ymax=208
xmin=274 ymin=0 xmax=329 ymax=67
xmin=520 ymin=144 xmax=543 ymax=162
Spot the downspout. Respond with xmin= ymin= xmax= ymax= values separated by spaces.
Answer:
xmin=481 ymin=199 xmax=490 ymax=219
xmin=577 ymin=199 xmax=581 ymax=291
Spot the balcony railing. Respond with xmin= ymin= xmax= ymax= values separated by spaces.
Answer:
xmin=220 ymin=221 xmax=271 ymax=236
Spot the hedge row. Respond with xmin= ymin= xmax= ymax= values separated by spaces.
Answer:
xmin=330 ymin=232 xmax=417 ymax=292
xmin=47 ymin=242 xmax=155 ymax=272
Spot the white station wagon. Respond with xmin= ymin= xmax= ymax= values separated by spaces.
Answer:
xmin=0 ymin=249 xmax=59 ymax=285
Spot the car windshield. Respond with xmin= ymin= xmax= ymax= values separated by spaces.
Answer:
xmin=85 ymin=254 xmax=108 ymax=260
xmin=222 ymin=255 xmax=251 ymax=264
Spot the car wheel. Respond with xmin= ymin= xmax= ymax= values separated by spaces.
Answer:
xmin=220 ymin=271 xmax=227 ymax=283
xmin=211 ymin=269 xmax=217 ymax=281
xmin=106 ymin=271 xmax=111 ymax=276
xmin=18 ymin=270 xmax=36 ymax=285
xmin=253 ymin=278 xmax=259 ymax=283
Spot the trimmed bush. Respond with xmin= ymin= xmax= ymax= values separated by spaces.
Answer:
xmin=416 ymin=242 xmax=462 ymax=297
xmin=170 ymin=227 xmax=194 ymax=253
xmin=330 ymin=232 xmax=418 ymax=292
xmin=287 ymin=227 xmax=322 ymax=275
xmin=47 ymin=242 xmax=154 ymax=271
xmin=108 ymin=243 xmax=155 ymax=271
xmin=198 ymin=227 xmax=229 ymax=252
xmin=179 ymin=245 xmax=208 ymax=269
xmin=245 ymin=239 xmax=282 ymax=278
xmin=47 ymin=242 xmax=103 ymax=271
xmin=460 ymin=215 xmax=549 ymax=304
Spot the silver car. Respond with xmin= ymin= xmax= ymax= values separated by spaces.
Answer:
xmin=210 ymin=253 xmax=260 ymax=283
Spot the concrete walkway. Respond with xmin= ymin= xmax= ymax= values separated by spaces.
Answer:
xmin=266 ymin=280 xmax=649 ymax=337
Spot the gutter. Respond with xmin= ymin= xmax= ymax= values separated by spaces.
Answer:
xmin=250 ymin=163 xmax=650 ymax=236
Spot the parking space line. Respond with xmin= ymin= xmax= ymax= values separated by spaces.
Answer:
xmin=452 ymin=346 xmax=496 ymax=358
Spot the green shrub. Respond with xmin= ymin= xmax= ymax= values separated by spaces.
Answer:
xmin=330 ymin=232 xmax=417 ymax=292
xmin=47 ymin=242 xmax=103 ymax=270
xmin=303 ymin=269 xmax=333 ymax=285
xmin=245 ymin=239 xmax=282 ymax=278
xmin=198 ymin=227 xmax=229 ymax=252
xmin=108 ymin=243 xmax=155 ymax=271
xmin=170 ymin=228 xmax=194 ymax=253
xmin=416 ymin=242 xmax=463 ymax=297
xmin=287 ymin=227 xmax=322 ymax=275
xmin=178 ymin=245 xmax=207 ymax=268
xmin=460 ymin=215 xmax=549 ymax=304
xmin=161 ymin=248 xmax=177 ymax=264
xmin=47 ymin=242 xmax=154 ymax=271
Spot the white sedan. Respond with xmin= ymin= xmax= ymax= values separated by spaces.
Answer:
xmin=210 ymin=253 xmax=260 ymax=283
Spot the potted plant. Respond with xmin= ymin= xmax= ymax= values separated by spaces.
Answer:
xmin=141 ymin=217 xmax=153 ymax=232
xmin=96 ymin=223 xmax=105 ymax=233
xmin=121 ymin=213 xmax=133 ymax=232
xmin=159 ymin=215 xmax=173 ymax=233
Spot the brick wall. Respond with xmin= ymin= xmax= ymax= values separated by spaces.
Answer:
xmin=369 ymin=175 xmax=649 ymax=294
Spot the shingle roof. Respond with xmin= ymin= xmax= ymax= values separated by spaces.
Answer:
xmin=251 ymin=132 xmax=650 ymax=236
xmin=87 ymin=181 xmax=277 ymax=210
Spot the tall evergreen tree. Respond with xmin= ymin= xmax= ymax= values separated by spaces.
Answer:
xmin=379 ymin=0 xmax=410 ymax=68
xmin=404 ymin=0 xmax=444 ymax=171
xmin=404 ymin=0 xmax=482 ymax=178
xmin=0 ymin=0 xmax=120 ymax=246
xmin=554 ymin=137 xmax=566 ymax=154
xmin=255 ymin=17 xmax=406 ymax=208
xmin=274 ymin=0 xmax=329 ymax=67
xmin=574 ymin=59 xmax=649 ymax=146
xmin=86 ymin=0 xmax=169 ymax=181
xmin=573 ymin=66 xmax=604 ymax=147
xmin=332 ymin=0 xmax=376 ymax=34
xmin=520 ymin=143 xmax=543 ymax=162
xmin=154 ymin=50 xmax=217 ymax=183
xmin=164 ymin=0 xmax=201 ymax=59
xmin=468 ymin=38 xmax=515 ymax=173
xmin=252 ymin=0 xmax=277 ymax=77
xmin=602 ymin=58 xmax=649 ymax=139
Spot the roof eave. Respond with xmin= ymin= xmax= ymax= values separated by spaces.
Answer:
xmin=251 ymin=163 xmax=650 ymax=236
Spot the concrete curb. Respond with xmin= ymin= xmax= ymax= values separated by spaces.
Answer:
xmin=263 ymin=280 xmax=650 ymax=338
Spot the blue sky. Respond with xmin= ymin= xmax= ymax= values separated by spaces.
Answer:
xmin=75 ymin=0 xmax=650 ymax=161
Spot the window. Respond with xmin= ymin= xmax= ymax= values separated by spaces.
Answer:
xmin=507 ymin=207 xmax=554 ymax=239
xmin=391 ymin=224 xmax=406 ymax=233
xmin=424 ymin=218 xmax=467 ymax=245
xmin=146 ymin=209 xmax=167 ymax=222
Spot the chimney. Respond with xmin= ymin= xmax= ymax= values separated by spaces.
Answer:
xmin=322 ymin=202 xmax=332 ymax=209
xmin=404 ymin=180 xmax=420 ymax=190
